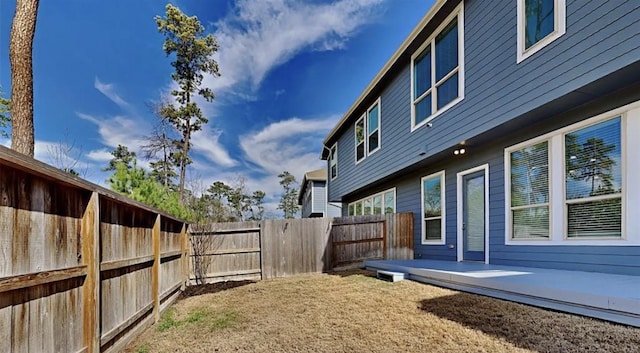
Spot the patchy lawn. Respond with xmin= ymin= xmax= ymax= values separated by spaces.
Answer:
xmin=125 ymin=270 xmax=639 ymax=353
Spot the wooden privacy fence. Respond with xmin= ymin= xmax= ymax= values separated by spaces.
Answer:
xmin=189 ymin=213 xmax=414 ymax=283
xmin=0 ymin=146 xmax=188 ymax=353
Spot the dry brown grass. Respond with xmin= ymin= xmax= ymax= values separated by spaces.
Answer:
xmin=125 ymin=270 xmax=639 ymax=353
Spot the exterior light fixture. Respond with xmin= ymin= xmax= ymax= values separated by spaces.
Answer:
xmin=454 ymin=150 xmax=459 ymax=155
xmin=454 ymin=148 xmax=466 ymax=155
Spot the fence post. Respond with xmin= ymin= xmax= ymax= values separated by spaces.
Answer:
xmin=382 ymin=216 xmax=388 ymax=260
xmin=151 ymin=214 xmax=161 ymax=322
xmin=82 ymin=192 xmax=100 ymax=353
xmin=258 ymin=222 xmax=264 ymax=280
xmin=180 ymin=223 xmax=188 ymax=289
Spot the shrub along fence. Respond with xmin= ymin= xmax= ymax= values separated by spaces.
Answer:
xmin=0 ymin=145 xmax=188 ymax=353
xmin=188 ymin=213 xmax=414 ymax=284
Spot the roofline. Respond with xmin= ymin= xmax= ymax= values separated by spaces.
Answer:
xmin=297 ymin=169 xmax=328 ymax=205
xmin=321 ymin=0 xmax=448 ymax=153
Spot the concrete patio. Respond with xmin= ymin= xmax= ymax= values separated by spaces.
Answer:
xmin=365 ymin=259 xmax=640 ymax=327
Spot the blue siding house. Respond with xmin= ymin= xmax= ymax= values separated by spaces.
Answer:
xmin=321 ymin=0 xmax=640 ymax=276
xmin=298 ymin=169 xmax=342 ymax=218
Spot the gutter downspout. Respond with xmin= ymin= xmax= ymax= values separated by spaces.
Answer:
xmin=321 ymin=144 xmax=332 ymax=217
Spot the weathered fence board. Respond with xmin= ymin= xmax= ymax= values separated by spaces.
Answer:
xmin=0 ymin=145 xmax=188 ymax=353
xmin=386 ymin=213 xmax=414 ymax=260
xmin=189 ymin=213 xmax=413 ymax=282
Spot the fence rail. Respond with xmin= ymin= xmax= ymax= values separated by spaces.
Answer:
xmin=189 ymin=213 xmax=414 ymax=283
xmin=0 ymin=145 xmax=188 ymax=353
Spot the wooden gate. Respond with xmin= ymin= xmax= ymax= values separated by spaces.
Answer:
xmin=189 ymin=222 xmax=262 ymax=284
xmin=330 ymin=216 xmax=386 ymax=269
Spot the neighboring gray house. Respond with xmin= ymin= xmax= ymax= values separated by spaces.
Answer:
xmin=321 ymin=0 xmax=640 ymax=275
xmin=298 ymin=169 xmax=342 ymax=218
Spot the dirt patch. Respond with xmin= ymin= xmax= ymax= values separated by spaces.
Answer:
xmin=180 ymin=280 xmax=256 ymax=298
xmin=125 ymin=269 xmax=639 ymax=353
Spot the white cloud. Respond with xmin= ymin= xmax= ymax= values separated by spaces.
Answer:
xmin=85 ymin=148 xmax=114 ymax=163
xmin=239 ymin=115 xmax=339 ymax=181
xmin=94 ymin=77 xmax=131 ymax=110
xmin=190 ymin=127 xmax=238 ymax=167
xmin=203 ymin=0 xmax=384 ymax=97
xmin=77 ymin=113 xmax=148 ymax=151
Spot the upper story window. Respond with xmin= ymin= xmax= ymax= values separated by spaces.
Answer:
xmin=329 ymin=144 xmax=337 ymax=180
xmin=517 ymin=0 xmax=566 ymax=63
xmin=368 ymin=102 xmax=380 ymax=154
xmin=355 ymin=117 xmax=365 ymax=162
xmin=355 ymin=98 xmax=381 ymax=163
xmin=411 ymin=3 xmax=464 ymax=131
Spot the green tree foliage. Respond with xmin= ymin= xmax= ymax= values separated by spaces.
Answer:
xmin=202 ymin=177 xmax=265 ymax=222
xmin=0 ymin=85 xmax=10 ymax=138
xmin=103 ymin=144 xmax=137 ymax=172
xmin=249 ymin=191 xmax=265 ymax=221
xmin=106 ymin=145 xmax=189 ymax=220
xmin=108 ymin=160 xmax=190 ymax=220
xmin=155 ymin=4 xmax=220 ymax=202
xmin=278 ymin=171 xmax=300 ymax=219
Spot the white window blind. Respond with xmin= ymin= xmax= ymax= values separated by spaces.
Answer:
xmin=510 ymin=141 xmax=550 ymax=239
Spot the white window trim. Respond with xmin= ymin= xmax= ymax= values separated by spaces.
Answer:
xmin=410 ymin=3 xmax=465 ymax=131
xmin=456 ymin=164 xmax=490 ymax=264
xmin=330 ymin=143 xmax=338 ymax=180
xmin=421 ymin=171 xmax=446 ymax=245
xmin=504 ymin=139 xmax=553 ymax=242
xmin=516 ymin=0 xmax=566 ymax=63
xmin=367 ymin=97 xmax=382 ymax=156
xmin=348 ymin=187 xmax=396 ymax=216
xmin=504 ymin=100 xmax=640 ymax=246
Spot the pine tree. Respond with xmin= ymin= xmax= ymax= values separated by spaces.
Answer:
xmin=155 ymin=4 xmax=220 ymax=202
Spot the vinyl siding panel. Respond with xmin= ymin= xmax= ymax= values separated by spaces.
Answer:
xmin=328 ymin=0 xmax=640 ymax=201
xmin=326 ymin=202 xmax=342 ymax=218
xmin=311 ymin=181 xmax=326 ymax=214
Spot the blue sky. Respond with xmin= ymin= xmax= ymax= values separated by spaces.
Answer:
xmin=0 ymin=0 xmax=434 ymax=214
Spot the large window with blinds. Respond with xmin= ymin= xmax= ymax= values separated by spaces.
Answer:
xmin=565 ymin=117 xmax=622 ymax=238
xmin=505 ymin=113 xmax=627 ymax=244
